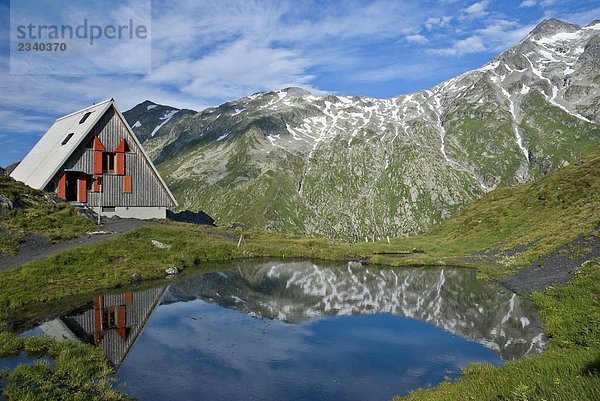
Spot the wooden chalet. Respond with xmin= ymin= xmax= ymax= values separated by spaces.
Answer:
xmin=10 ymin=98 xmax=177 ymax=219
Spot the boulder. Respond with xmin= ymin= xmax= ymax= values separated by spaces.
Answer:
xmin=165 ymin=267 xmax=180 ymax=275
xmin=152 ymin=239 xmax=171 ymax=249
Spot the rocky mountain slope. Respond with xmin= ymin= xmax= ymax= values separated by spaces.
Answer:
xmin=123 ymin=100 xmax=195 ymax=145
xmin=127 ymin=19 xmax=600 ymax=241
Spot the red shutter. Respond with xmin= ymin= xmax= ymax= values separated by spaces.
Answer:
xmin=94 ymin=296 xmax=104 ymax=344
xmin=94 ymin=151 xmax=103 ymax=175
xmin=116 ymin=153 xmax=125 ymax=175
xmin=124 ymin=292 xmax=133 ymax=305
xmin=115 ymin=139 xmax=127 ymax=153
xmin=93 ymin=136 xmax=106 ymax=151
xmin=57 ymin=172 xmax=66 ymax=199
xmin=123 ymin=175 xmax=132 ymax=193
xmin=93 ymin=137 xmax=105 ymax=175
xmin=78 ymin=174 xmax=87 ymax=203
xmin=116 ymin=305 xmax=127 ymax=340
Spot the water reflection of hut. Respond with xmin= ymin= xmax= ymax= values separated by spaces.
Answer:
xmin=40 ymin=286 xmax=165 ymax=367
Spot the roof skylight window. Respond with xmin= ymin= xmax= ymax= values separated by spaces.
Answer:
xmin=79 ymin=112 xmax=92 ymax=124
xmin=61 ymin=132 xmax=75 ymax=145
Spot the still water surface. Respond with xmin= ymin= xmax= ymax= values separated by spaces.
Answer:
xmin=30 ymin=261 xmax=545 ymax=401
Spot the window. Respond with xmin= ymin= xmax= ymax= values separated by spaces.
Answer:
xmin=79 ymin=111 xmax=92 ymax=124
xmin=61 ymin=133 xmax=75 ymax=145
xmin=102 ymin=206 xmax=115 ymax=213
xmin=103 ymin=152 xmax=116 ymax=174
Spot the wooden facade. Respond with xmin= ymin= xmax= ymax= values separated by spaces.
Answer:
xmin=42 ymin=287 xmax=166 ymax=368
xmin=48 ymin=105 xmax=175 ymax=211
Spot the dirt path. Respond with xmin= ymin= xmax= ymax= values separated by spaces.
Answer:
xmin=0 ymin=218 xmax=153 ymax=271
xmin=503 ymin=234 xmax=600 ymax=294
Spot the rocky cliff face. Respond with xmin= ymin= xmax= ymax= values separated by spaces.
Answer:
xmin=126 ymin=19 xmax=600 ymax=241
xmin=123 ymin=100 xmax=196 ymax=147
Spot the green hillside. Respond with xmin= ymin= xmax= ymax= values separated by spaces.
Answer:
xmin=370 ymin=147 xmax=600 ymax=269
xmin=0 ymin=176 xmax=95 ymax=255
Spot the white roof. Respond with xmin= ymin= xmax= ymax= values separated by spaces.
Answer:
xmin=10 ymin=99 xmax=178 ymax=206
xmin=11 ymin=99 xmax=113 ymax=189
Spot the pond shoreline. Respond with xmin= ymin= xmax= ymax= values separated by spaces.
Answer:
xmin=1 ymin=225 xmax=599 ymax=401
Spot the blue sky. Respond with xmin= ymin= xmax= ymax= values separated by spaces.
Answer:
xmin=0 ymin=0 xmax=598 ymax=166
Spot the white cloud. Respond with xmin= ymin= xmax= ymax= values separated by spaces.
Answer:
xmin=519 ymin=0 xmax=537 ymax=7
xmin=473 ymin=19 xmax=538 ymax=51
xmin=428 ymin=35 xmax=486 ymax=56
xmin=405 ymin=34 xmax=429 ymax=44
xmin=519 ymin=0 xmax=558 ymax=7
xmin=351 ymin=61 xmax=460 ymax=84
xmin=425 ymin=16 xmax=453 ymax=30
xmin=463 ymin=1 xmax=490 ymax=18
xmin=150 ymin=39 xmax=316 ymax=101
xmin=0 ymin=109 xmax=52 ymax=135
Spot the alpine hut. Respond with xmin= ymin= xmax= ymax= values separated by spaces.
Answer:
xmin=10 ymin=98 xmax=177 ymax=219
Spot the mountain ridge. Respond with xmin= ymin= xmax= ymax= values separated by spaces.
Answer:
xmin=125 ymin=18 xmax=600 ymax=241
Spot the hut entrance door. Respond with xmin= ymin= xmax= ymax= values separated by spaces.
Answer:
xmin=65 ymin=171 xmax=87 ymax=203
xmin=65 ymin=172 xmax=78 ymax=201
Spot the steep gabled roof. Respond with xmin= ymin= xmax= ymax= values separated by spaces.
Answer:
xmin=11 ymin=99 xmax=113 ymax=189
xmin=11 ymin=99 xmax=178 ymax=206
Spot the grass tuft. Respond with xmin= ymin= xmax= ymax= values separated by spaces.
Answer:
xmin=0 ymin=333 xmax=131 ymax=400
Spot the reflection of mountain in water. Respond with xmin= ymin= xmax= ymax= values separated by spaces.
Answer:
xmin=164 ymin=261 xmax=544 ymax=360
xmin=39 ymin=287 xmax=165 ymax=368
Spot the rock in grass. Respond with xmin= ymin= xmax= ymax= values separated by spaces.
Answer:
xmin=165 ymin=267 xmax=179 ymax=275
xmin=132 ymin=272 xmax=142 ymax=283
xmin=0 ymin=194 xmax=13 ymax=212
xmin=152 ymin=239 xmax=171 ymax=249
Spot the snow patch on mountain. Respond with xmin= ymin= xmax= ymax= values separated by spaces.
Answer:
xmin=150 ymin=109 xmax=179 ymax=137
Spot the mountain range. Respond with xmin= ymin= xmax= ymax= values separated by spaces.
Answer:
xmin=124 ymin=18 xmax=600 ymax=241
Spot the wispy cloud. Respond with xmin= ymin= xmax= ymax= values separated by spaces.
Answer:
xmin=428 ymin=35 xmax=486 ymax=56
xmin=519 ymin=0 xmax=558 ymax=7
xmin=405 ymin=34 xmax=429 ymax=44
